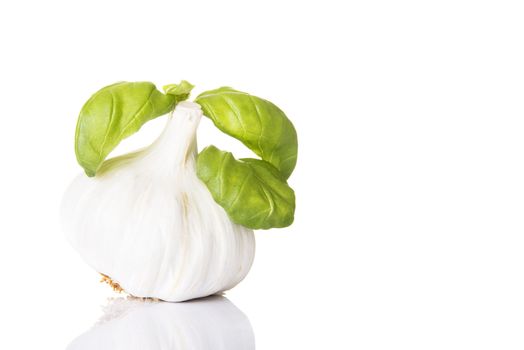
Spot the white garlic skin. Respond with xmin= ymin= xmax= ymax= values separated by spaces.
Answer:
xmin=61 ymin=102 xmax=255 ymax=302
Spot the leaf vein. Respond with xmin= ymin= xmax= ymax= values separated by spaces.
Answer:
xmin=228 ymin=172 xmax=252 ymax=209
xmin=249 ymin=95 xmax=265 ymax=158
xmin=98 ymin=91 xmax=116 ymax=160
xmin=217 ymin=154 xmax=228 ymax=200
xmin=222 ymin=95 xmax=247 ymax=139
xmin=116 ymin=87 xmax=156 ymax=144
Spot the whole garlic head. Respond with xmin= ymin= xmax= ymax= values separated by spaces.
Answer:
xmin=61 ymin=102 xmax=255 ymax=302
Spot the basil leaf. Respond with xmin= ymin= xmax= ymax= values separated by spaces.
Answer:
xmin=75 ymin=81 xmax=190 ymax=176
xmin=163 ymin=80 xmax=195 ymax=103
xmin=197 ymin=145 xmax=295 ymax=229
xmin=195 ymin=87 xmax=298 ymax=179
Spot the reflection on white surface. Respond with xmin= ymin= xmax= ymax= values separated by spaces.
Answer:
xmin=67 ymin=296 xmax=255 ymax=350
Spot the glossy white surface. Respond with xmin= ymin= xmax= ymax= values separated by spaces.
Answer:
xmin=2 ymin=0 xmax=524 ymax=349
xmin=67 ymin=296 xmax=254 ymax=350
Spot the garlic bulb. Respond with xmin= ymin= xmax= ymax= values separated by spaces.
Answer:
xmin=67 ymin=296 xmax=255 ymax=350
xmin=61 ymin=102 xmax=255 ymax=302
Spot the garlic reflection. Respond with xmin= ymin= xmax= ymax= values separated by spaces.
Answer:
xmin=67 ymin=296 xmax=255 ymax=350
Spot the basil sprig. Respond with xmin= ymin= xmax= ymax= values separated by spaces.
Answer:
xmin=74 ymin=82 xmax=297 ymax=230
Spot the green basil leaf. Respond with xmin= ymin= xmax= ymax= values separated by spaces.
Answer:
xmin=197 ymin=145 xmax=295 ymax=229
xmin=195 ymin=87 xmax=298 ymax=179
xmin=163 ymin=80 xmax=195 ymax=103
xmin=75 ymin=81 xmax=191 ymax=176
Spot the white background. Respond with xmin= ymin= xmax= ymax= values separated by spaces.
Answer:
xmin=1 ymin=0 xmax=523 ymax=349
